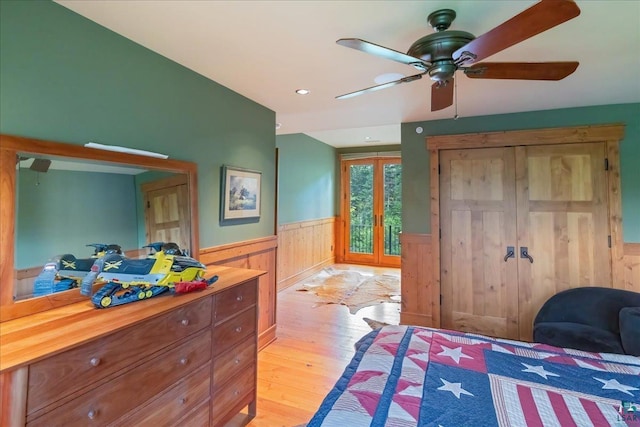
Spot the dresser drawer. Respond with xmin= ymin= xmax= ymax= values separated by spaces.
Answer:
xmin=27 ymin=329 xmax=211 ymax=426
xmin=211 ymin=366 xmax=255 ymax=427
xmin=27 ymin=297 xmax=212 ymax=415
xmin=214 ymin=281 xmax=256 ymax=324
xmin=110 ymin=364 xmax=211 ymax=427
xmin=212 ymin=307 xmax=256 ymax=356
xmin=213 ymin=335 xmax=256 ymax=386
xmin=178 ymin=400 xmax=211 ymax=427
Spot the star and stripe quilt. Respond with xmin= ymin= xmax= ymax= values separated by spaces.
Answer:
xmin=307 ymin=325 xmax=640 ymax=427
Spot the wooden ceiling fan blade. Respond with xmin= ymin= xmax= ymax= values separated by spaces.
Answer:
xmin=453 ymin=0 xmax=580 ymax=65
xmin=431 ymin=79 xmax=454 ymax=111
xmin=336 ymin=73 xmax=425 ymax=100
xmin=337 ymin=38 xmax=430 ymax=69
xmin=465 ymin=61 xmax=579 ymax=80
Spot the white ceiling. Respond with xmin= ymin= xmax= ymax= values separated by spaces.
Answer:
xmin=56 ymin=1 xmax=640 ymax=148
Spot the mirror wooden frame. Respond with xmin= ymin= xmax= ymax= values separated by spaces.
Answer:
xmin=0 ymin=134 xmax=200 ymax=322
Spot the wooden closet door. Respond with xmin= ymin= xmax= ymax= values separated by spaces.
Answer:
xmin=516 ymin=143 xmax=611 ymax=340
xmin=143 ymin=180 xmax=191 ymax=252
xmin=440 ymin=148 xmax=519 ymax=339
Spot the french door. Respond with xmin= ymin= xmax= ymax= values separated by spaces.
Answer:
xmin=342 ymin=157 xmax=401 ymax=267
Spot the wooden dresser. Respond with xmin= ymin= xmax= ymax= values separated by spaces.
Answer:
xmin=0 ymin=265 xmax=264 ymax=427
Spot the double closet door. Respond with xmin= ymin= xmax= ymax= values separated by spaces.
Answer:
xmin=440 ymin=142 xmax=611 ymax=340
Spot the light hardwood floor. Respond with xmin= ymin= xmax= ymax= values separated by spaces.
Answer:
xmin=225 ymin=264 xmax=401 ymax=427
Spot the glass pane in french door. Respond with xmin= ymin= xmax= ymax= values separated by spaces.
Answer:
xmin=349 ymin=163 xmax=373 ymax=254
xmin=383 ymin=162 xmax=402 ymax=256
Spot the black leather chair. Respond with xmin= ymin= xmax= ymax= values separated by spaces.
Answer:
xmin=533 ymin=287 xmax=640 ymax=355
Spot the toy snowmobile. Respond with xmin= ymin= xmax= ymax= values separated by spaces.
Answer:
xmin=32 ymin=243 xmax=122 ymax=297
xmin=81 ymin=242 xmax=217 ymax=308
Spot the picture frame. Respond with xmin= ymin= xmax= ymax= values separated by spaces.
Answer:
xmin=221 ymin=165 xmax=261 ymax=221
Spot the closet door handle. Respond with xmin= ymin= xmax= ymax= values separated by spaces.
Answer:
xmin=504 ymin=246 xmax=515 ymax=262
xmin=520 ymin=247 xmax=534 ymax=263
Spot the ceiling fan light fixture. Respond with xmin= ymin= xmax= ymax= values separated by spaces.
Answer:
xmin=295 ymin=89 xmax=310 ymax=95
xmin=374 ymin=73 xmax=405 ymax=85
xmin=428 ymin=61 xmax=457 ymax=82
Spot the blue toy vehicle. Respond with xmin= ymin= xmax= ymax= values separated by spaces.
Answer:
xmin=81 ymin=242 xmax=217 ymax=308
xmin=32 ymin=243 xmax=122 ymax=297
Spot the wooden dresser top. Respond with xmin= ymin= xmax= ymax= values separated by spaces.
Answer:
xmin=0 ymin=265 xmax=264 ymax=372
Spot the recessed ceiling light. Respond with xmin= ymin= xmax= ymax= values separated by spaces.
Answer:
xmin=295 ymin=89 xmax=310 ymax=95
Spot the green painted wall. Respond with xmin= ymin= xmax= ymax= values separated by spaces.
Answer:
xmin=0 ymin=0 xmax=276 ymax=250
xmin=401 ymin=103 xmax=640 ymax=242
xmin=16 ymin=169 xmax=138 ymax=268
xmin=276 ymin=134 xmax=337 ymax=224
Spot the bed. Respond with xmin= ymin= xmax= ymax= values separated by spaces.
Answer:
xmin=307 ymin=325 xmax=640 ymax=426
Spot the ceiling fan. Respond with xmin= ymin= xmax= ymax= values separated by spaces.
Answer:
xmin=336 ymin=0 xmax=581 ymax=112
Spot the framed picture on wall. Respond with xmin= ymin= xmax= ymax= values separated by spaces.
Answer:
xmin=221 ymin=165 xmax=261 ymax=220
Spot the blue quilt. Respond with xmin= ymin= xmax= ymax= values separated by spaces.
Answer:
xmin=308 ymin=325 xmax=640 ymax=426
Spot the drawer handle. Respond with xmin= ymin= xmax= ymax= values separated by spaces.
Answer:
xmin=87 ymin=409 xmax=97 ymax=420
xmin=234 ymin=390 xmax=240 ymax=396
xmin=179 ymin=397 xmax=187 ymax=405
xmin=180 ymin=357 xmax=188 ymax=365
xmin=89 ymin=357 xmax=101 ymax=367
xmin=235 ymin=326 xmax=242 ymax=333
xmin=181 ymin=319 xmax=190 ymax=326
xmin=236 ymin=295 xmax=243 ymax=302
xmin=235 ymin=358 xmax=241 ymax=365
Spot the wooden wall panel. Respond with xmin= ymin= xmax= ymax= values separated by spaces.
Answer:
xmin=623 ymin=243 xmax=640 ymax=292
xmin=200 ymin=236 xmax=277 ymax=350
xmin=14 ymin=267 xmax=40 ymax=301
xmin=399 ymin=233 xmax=434 ymax=327
xmin=277 ymin=218 xmax=335 ymax=291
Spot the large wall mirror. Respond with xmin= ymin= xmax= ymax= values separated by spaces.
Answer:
xmin=0 ymin=134 xmax=199 ymax=322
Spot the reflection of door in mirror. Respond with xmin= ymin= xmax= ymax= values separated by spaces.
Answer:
xmin=142 ymin=175 xmax=191 ymax=255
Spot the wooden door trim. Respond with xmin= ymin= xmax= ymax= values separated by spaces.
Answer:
xmin=427 ymin=124 xmax=626 ymax=329
xmin=426 ymin=124 xmax=625 ymax=150
xmin=140 ymin=174 xmax=188 ymax=192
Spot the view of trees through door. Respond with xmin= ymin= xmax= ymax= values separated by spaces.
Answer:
xmin=342 ymin=157 xmax=401 ymax=267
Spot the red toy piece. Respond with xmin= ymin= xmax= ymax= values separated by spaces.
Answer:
xmin=174 ymin=280 xmax=208 ymax=294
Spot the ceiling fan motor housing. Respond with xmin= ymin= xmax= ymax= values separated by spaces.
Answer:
xmin=408 ymin=30 xmax=475 ymax=81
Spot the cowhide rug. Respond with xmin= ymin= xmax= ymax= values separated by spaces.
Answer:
xmin=296 ymin=267 xmax=401 ymax=314
xmin=362 ymin=317 xmax=392 ymax=330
